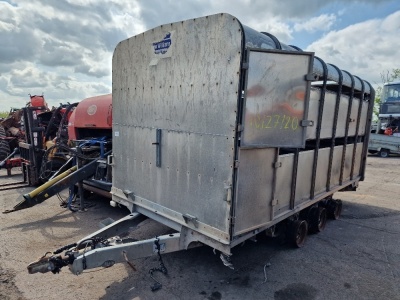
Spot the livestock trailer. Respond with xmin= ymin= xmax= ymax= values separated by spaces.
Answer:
xmin=28 ymin=13 xmax=374 ymax=277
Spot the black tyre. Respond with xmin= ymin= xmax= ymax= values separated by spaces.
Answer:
xmin=0 ymin=125 xmax=10 ymax=161
xmin=288 ymin=220 xmax=308 ymax=248
xmin=327 ymin=199 xmax=342 ymax=220
xmin=378 ymin=149 xmax=389 ymax=158
xmin=308 ymin=207 xmax=327 ymax=233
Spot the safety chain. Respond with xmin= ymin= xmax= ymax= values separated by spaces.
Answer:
xmin=148 ymin=237 xmax=168 ymax=292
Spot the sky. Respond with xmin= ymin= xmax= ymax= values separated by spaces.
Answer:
xmin=0 ymin=0 xmax=399 ymax=111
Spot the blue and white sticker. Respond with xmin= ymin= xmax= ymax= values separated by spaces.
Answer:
xmin=152 ymin=33 xmax=172 ymax=55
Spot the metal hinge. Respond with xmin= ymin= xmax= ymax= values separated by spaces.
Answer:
xmin=273 ymin=162 xmax=282 ymax=168
xmin=271 ymin=199 xmax=279 ymax=206
xmin=301 ymin=120 xmax=314 ymax=127
xmin=237 ymin=124 xmax=244 ymax=132
xmin=234 ymin=160 xmax=240 ymax=168
xmin=241 ymin=62 xmax=249 ymax=70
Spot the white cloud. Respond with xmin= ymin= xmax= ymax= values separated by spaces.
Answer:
xmin=245 ymin=17 xmax=294 ymax=43
xmin=306 ymin=11 xmax=400 ymax=86
xmin=0 ymin=0 xmax=398 ymax=111
xmin=0 ymin=0 xmax=132 ymax=110
xmin=294 ymin=14 xmax=337 ymax=33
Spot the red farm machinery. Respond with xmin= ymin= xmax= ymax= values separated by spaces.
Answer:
xmin=3 ymin=94 xmax=113 ymax=213
xmin=0 ymin=95 xmax=78 ymax=190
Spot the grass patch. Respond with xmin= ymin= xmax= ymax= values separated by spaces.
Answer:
xmin=0 ymin=111 xmax=9 ymax=119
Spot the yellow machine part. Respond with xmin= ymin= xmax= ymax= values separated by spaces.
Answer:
xmin=45 ymin=140 xmax=56 ymax=158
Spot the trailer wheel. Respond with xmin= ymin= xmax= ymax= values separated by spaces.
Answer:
xmin=378 ymin=149 xmax=389 ymax=158
xmin=327 ymin=199 xmax=342 ymax=220
xmin=309 ymin=207 xmax=327 ymax=233
xmin=288 ymin=220 xmax=308 ymax=248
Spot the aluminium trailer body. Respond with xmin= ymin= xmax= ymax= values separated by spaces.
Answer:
xmin=27 ymin=13 xmax=374 ymax=276
xmin=110 ymin=13 xmax=374 ymax=250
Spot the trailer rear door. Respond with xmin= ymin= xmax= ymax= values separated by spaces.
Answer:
xmin=233 ymin=49 xmax=313 ymax=235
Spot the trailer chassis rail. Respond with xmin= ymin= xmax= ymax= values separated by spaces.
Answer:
xmin=27 ymin=212 xmax=202 ymax=275
xmin=70 ymin=232 xmax=183 ymax=275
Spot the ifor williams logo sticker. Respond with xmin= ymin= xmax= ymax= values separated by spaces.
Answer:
xmin=153 ymin=33 xmax=172 ymax=55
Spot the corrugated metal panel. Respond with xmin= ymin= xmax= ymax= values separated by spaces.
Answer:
xmin=359 ymin=101 xmax=369 ymax=135
xmin=330 ymin=146 xmax=343 ymax=188
xmin=348 ymin=99 xmax=360 ymax=136
xmin=314 ymin=148 xmax=330 ymax=195
xmin=274 ymin=154 xmax=294 ymax=216
xmin=343 ymin=144 xmax=355 ymax=181
xmin=336 ymin=95 xmax=351 ymax=138
xmin=295 ymin=150 xmax=314 ymax=205
xmin=306 ymin=89 xmax=336 ymax=140
xmin=354 ymin=142 xmax=364 ymax=177
xmin=233 ymin=148 xmax=275 ymax=234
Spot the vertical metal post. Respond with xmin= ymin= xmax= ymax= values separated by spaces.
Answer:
xmin=339 ymin=71 xmax=355 ymax=185
xmin=310 ymin=57 xmax=328 ymax=199
xmin=77 ymin=147 xmax=85 ymax=211
xmin=326 ymin=64 xmax=343 ymax=191
xmin=230 ymin=46 xmax=248 ymax=237
xmin=290 ymin=149 xmax=299 ymax=210
xmin=154 ymin=129 xmax=162 ymax=168
xmin=22 ymin=163 xmax=26 ymax=183
xmin=270 ymin=148 xmax=280 ymax=220
xmin=360 ymin=82 xmax=375 ymax=180
xmin=350 ymin=76 xmax=365 ymax=179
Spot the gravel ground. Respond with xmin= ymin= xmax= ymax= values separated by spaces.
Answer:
xmin=0 ymin=155 xmax=399 ymax=300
